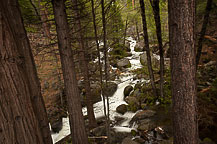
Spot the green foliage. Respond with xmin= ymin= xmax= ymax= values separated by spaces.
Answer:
xmin=19 ymin=0 xmax=40 ymax=24
xmin=109 ymin=43 xmax=129 ymax=59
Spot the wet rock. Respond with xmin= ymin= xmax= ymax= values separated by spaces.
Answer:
xmin=134 ymin=41 xmax=144 ymax=52
xmin=130 ymin=110 xmax=156 ymax=124
xmin=124 ymin=85 xmax=133 ymax=97
xmin=91 ymin=125 xmax=106 ymax=136
xmin=140 ymin=53 xmax=159 ymax=67
xmin=125 ymin=96 xmax=139 ymax=105
xmin=114 ymin=116 xmax=126 ymax=125
xmin=137 ymin=119 xmax=156 ymax=131
xmin=117 ymin=58 xmax=131 ymax=68
xmin=51 ymin=118 xmax=63 ymax=133
xmin=122 ymin=137 xmax=139 ymax=144
xmin=116 ymin=104 xmax=128 ymax=115
xmin=103 ymin=82 xmax=118 ymax=97
xmin=125 ymin=96 xmax=140 ymax=112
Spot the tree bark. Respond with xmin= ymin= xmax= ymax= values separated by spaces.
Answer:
xmin=72 ymin=0 xmax=97 ymax=129
xmin=139 ymin=0 xmax=157 ymax=98
xmin=168 ymin=0 xmax=198 ymax=143
xmin=0 ymin=1 xmax=53 ymax=143
xmin=0 ymin=1 xmax=52 ymax=143
xmin=150 ymin=0 xmax=164 ymax=98
xmin=52 ymin=0 xmax=88 ymax=143
xmin=196 ymin=0 xmax=213 ymax=69
xmin=101 ymin=0 xmax=111 ymax=143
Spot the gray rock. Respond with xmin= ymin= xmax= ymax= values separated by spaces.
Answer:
xmin=130 ymin=110 xmax=156 ymax=124
xmin=125 ymin=96 xmax=139 ymax=105
xmin=140 ymin=53 xmax=159 ymax=67
xmin=117 ymin=58 xmax=131 ymax=68
xmin=91 ymin=125 xmax=106 ymax=136
xmin=124 ymin=85 xmax=133 ymax=97
xmin=116 ymin=104 xmax=128 ymax=115
xmin=137 ymin=119 xmax=156 ymax=131
xmin=103 ymin=82 xmax=118 ymax=97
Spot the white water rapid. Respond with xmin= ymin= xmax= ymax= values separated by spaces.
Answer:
xmin=51 ymin=37 xmax=147 ymax=143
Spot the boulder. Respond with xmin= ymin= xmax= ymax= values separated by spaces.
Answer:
xmin=140 ymin=53 xmax=159 ymax=67
xmin=125 ymin=96 xmax=140 ymax=112
xmin=50 ymin=118 xmax=63 ymax=133
xmin=103 ymin=82 xmax=118 ymax=97
xmin=116 ymin=104 xmax=128 ymax=115
xmin=137 ymin=119 xmax=156 ymax=131
xmin=117 ymin=58 xmax=131 ymax=68
xmin=91 ymin=125 xmax=106 ymax=136
xmin=130 ymin=110 xmax=156 ymax=124
xmin=124 ymin=85 xmax=133 ymax=97
xmin=122 ymin=137 xmax=139 ymax=144
xmin=134 ymin=41 xmax=144 ymax=52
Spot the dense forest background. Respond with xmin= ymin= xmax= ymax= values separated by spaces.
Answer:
xmin=0 ymin=0 xmax=217 ymax=143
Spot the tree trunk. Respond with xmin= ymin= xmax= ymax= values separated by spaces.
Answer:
xmin=72 ymin=0 xmax=97 ymax=129
xmin=90 ymin=0 xmax=107 ymax=124
xmin=168 ymin=0 xmax=198 ymax=143
xmin=150 ymin=0 xmax=164 ymax=98
xmin=139 ymin=0 xmax=157 ymax=98
xmin=52 ymin=0 xmax=88 ymax=143
xmin=101 ymin=0 xmax=111 ymax=143
xmin=0 ymin=1 xmax=53 ymax=143
xmin=0 ymin=1 xmax=51 ymax=143
xmin=196 ymin=0 xmax=213 ymax=69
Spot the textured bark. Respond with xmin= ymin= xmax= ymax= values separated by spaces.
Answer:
xmin=168 ymin=0 xmax=198 ymax=143
xmin=139 ymin=0 xmax=157 ymax=98
xmin=0 ymin=1 xmax=50 ymax=144
xmin=150 ymin=0 xmax=164 ymax=98
xmin=72 ymin=0 xmax=97 ymax=129
xmin=196 ymin=0 xmax=213 ymax=69
xmin=0 ymin=1 xmax=52 ymax=144
xmin=52 ymin=0 xmax=88 ymax=143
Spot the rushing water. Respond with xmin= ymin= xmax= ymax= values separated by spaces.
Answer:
xmin=51 ymin=37 xmax=146 ymax=143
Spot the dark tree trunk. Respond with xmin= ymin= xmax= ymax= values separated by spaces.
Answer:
xmin=168 ymin=0 xmax=198 ymax=143
xmin=139 ymin=0 xmax=157 ymax=98
xmin=101 ymin=0 xmax=111 ymax=143
xmin=90 ymin=0 xmax=107 ymax=124
xmin=196 ymin=0 xmax=213 ymax=69
xmin=0 ymin=1 xmax=53 ymax=144
xmin=72 ymin=0 xmax=97 ymax=129
xmin=52 ymin=0 xmax=88 ymax=143
xmin=150 ymin=0 xmax=164 ymax=98
xmin=0 ymin=1 xmax=52 ymax=143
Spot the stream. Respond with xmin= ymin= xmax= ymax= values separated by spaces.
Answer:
xmin=51 ymin=37 xmax=147 ymax=143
